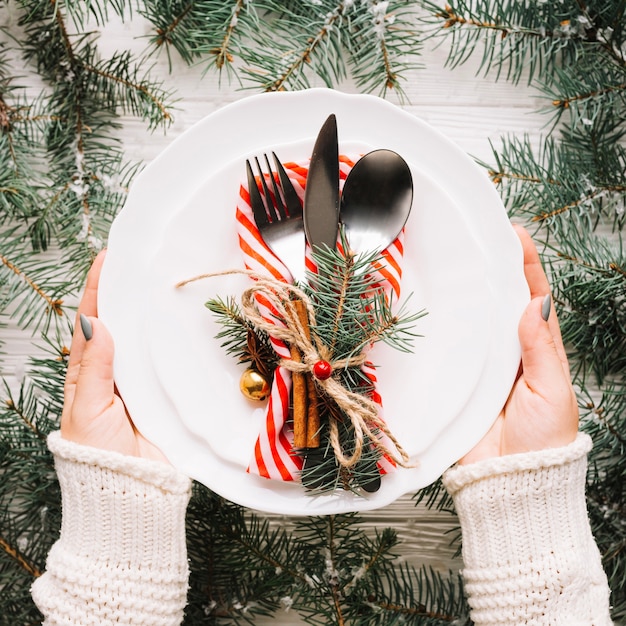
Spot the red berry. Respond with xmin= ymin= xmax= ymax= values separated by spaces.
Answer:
xmin=313 ymin=360 xmax=332 ymax=380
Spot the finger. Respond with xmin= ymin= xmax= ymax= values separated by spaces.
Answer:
xmin=63 ymin=251 xmax=108 ymax=422
xmin=65 ymin=251 xmax=108 ymax=391
xmin=512 ymin=225 xmax=550 ymax=299
xmin=68 ymin=317 xmax=117 ymax=431
xmin=518 ymin=296 xmax=571 ymax=401
xmin=512 ymin=225 xmax=569 ymax=375
xmin=75 ymin=249 xmax=107 ymax=329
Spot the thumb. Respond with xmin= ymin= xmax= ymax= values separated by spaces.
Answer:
xmin=518 ymin=295 xmax=570 ymax=400
xmin=70 ymin=316 xmax=117 ymax=423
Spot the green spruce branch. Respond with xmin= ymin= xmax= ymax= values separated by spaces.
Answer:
xmin=421 ymin=0 xmax=622 ymax=84
xmin=142 ymin=0 xmax=256 ymax=76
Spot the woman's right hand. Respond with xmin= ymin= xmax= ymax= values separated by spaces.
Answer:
xmin=460 ymin=225 xmax=579 ymax=465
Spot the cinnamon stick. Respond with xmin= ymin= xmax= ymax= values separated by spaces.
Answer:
xmin=289 ymin=298 xmax=322 ymax=449
xmin=306 ymin=375 xmax=320 ymax=448
xmin=293 ymin=299 xmax=320 ymax=449
xmin=290 ymin=339 xmax=307 ymax=449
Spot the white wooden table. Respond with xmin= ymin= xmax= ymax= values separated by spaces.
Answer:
xmin=1 ymin=10 xmax=544 ymax=624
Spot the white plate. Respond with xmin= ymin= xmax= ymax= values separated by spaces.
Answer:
xmin=99 ymin=88 xmax=528 ymax=515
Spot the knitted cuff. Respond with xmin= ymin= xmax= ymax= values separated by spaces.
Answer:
xmin=32 ymin=432 xmax=192 ymax=626
xmin=442 ymin=433 xmax=612 ymax=625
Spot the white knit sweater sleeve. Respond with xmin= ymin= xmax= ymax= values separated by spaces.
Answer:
xmin=442 ymin=432 xmax=613 ymax=625
xmin=31 ymin=431 xmax=192 ymax=626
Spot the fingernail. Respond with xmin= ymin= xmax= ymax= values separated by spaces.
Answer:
xmin=541 ymin=294 xmax=551 ymax=322
xmin=80 ymin=314 xmax=93 ymax=340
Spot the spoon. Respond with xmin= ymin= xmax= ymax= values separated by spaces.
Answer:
xmin=303 ymin=150 xmax=413 ymax=494
xmin=340 ymin=149 xmax=413 ymax=253
xmin=335 ymin=149 xmax=413 ymax=493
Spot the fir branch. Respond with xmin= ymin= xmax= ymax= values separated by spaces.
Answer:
xmin=581 ymin=380 xmax=626 ymax=611
xmin=541 ymin=47 xmax=626 ymax=128
xmin=205 ymin=295 xmax=251 ymax=354
xmin=142 ymin=0 xmax=258 ymax=76
xmin=0 ymin=230 xmax=71 ymax=333
xmin=357 ymin=290 xmax=426 ymax=355
xmin=151 ymin=1 xmax=196 ymax=56
xmin=548 ymin=230 xmax=626 ymax=383
xmin=308 ymin=246 xmax=424 ymax=360
xmin=550 ymin=78 xmax=626 ymax=110
xmin=21 ymin=331 xmax=70 ymax=419
xmin=143 ymin=1 xmax=421 ymax=95
xmin=579 ymin=381 xmax=626 ymax=454
xmin=16 ymin=0 xmax=173 ymax=275
xmin=186 ymin=487 xmax=311 ymax=621
xmin=205 ymin=295 xmax=278 ymax=378
xmin=413 ymin=477 xmax=456 ymax=513
xmin=0 ymin=126 xmax=47 ymax=238
xmin=0 ymin=53 xmax=50 ymax=238
xmin=0 ymin=359 xmax=62 ymax=622
xmin=532 ymin=185 xmax=617 ymax=223
xmin=361 ymin=564 xmax=467 ymax=623
xmin=290 ymin=513 xmax=379 ymax=623
xmin=421 ymin=0 xmax=601 ymax=84
xmin=44 ymin=0 xmax=130 ymax=30
xmin=239 ymin=1 xmax=350 ymax=92
xmin=480 ymin=133 xmax=626 ymax=231
xmin=212 ymin=0 xmax=250 ymax=70
xmin=348 ymin=1 xmax=422 ymax=100
xmin=79 ymin=53 xmax=175 ymax=128
xmin=0 ymin=535 xmax=42 ymax=578
xmin=572 ymin=0 xmax=626 ymax=65
xmin=2 ymin=363 xmax=64 ymax=443
xmin=4 ymin=395 xmax=41 ymax=439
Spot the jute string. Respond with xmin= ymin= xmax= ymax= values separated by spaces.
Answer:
xmin=177 ymin=269 xmax=417 ymax=469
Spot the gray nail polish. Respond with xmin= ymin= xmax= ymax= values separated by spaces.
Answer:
xmin=80 ymin=313 xmax=93 ymax=340
xmin=541 ymin=294 xmax=551 ymax=322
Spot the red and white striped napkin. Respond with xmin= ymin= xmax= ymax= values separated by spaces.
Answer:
xmin=236 ymin=155 xmax=405 ymax=482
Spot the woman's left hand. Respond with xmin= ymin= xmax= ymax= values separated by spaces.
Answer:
xmin=61 ymin=250 xmax=168 ymax=462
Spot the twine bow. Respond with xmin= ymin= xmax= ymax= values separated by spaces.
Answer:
xmin=178 ymin=269 xmax=416 ymax=470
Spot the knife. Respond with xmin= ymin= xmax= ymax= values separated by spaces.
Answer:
xmin=300 ymin=114 xmax=340 ymax=488
xmin=301 ymin=115 xmax=381 ymax=493
xmin=303 ymin=114 xmax=340 ymax=252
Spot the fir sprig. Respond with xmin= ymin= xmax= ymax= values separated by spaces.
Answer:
xmin=480 ymin=134 xmax=626 ymax=232
xmin=541 ymin=48 xmax=626 ymax=129
xmin=185 ymin=486 xmax=469 ymax=624
xmin=353 ymin=564 xmax=467 ymax=624
xmin=238 ymin=1 xmax=351 ymax=92
xmin=0 ymin=225 xmax=72 ymax=333
xmin=14 ymin=0 xmax=175 ymax=281
xmin=548 ymin=230 xmax=626 ymax=383
xmin=141 ymin=0 xmax=258 ymax=76
xmin=580 ymin=379 xmax=626 ymax=611
xmin=420 ymin=0 xmax=614 ymax=84
xmin=308 ymin=245 xmax=425 ymax=361
xmin=205 ymin=295 xmax=278 ymax=380
xmin=137 ymin=1 xmax=422 ymax=97
xmin=0 ymin=373 xmax=61 ymax=625
xmin=345 ymin=1 xmax=423 ymax=100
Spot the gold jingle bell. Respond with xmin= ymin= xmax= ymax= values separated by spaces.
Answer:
xmin=239 ymin=368 xmax=271 ymax=401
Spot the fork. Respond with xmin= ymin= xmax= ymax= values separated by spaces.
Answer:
xmin=246 ymin=152 xmax=322 ymax=451
xmin=245 ymin=152 xmax=306 ymax=284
